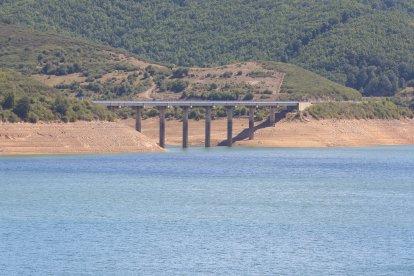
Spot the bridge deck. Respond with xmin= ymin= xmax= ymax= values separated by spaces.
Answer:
xmin=93 ymin=100 xmax=302 ymax=108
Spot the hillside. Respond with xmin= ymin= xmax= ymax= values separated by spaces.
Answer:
xmin=0 ymin=69 xmax=113 ymax=122
xmin=1 ymin=0 xmax=414 ymax=97
xmin=0 ymin=24 xmax=154 ymax=100
xmin=0 ymin=24 xmax=360 ymax=103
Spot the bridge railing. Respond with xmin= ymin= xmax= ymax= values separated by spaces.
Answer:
xmin=92 ymin=100 xmax=302 ymax=108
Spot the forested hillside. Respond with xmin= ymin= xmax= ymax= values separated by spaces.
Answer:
xmin=0 ymin=24 xmax=359 ymax=103
xmin=1 ymin=0 xmax=414 ymax=97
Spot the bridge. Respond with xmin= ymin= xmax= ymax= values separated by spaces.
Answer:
xmin=93 ymin=100 xmax=312 ymax=148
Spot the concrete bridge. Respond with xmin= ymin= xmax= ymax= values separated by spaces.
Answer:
xmin=93 ymin=100 xmax=312 ymax=148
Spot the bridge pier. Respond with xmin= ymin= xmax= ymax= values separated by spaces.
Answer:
xmin=249 ymin=107 xmax=255 ymax=140
xmin=269 ymin=106 xmax=276 ymax=126
xmin=226 ymin=107 xmax=234 ymax=147
xmin=159 ymin=107 xmax=166 ymax=148
xmin=205 ymin=107 xmax=212 ymax=148
xmin=182 ymin=107 xmax=189 ymax=148
xmin=135 ymin=107 xmax=142 ymax=132
xmin=95 ymin=100 xmax=310 ymax=149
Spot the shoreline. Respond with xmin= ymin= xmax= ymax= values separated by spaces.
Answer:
xmin=0 ymin=121 xmax=164 ymax=156
xmin=1 ymin=119 xmax=414 ymax=155
xmin=123 ymin=117 xmax=414 ymax=149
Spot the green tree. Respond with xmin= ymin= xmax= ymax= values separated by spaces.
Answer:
xmin=166 ymin=80 xmax=188 ymax=93
xmin=2 ymin=91 xmax=15 ymax=109
xmin=13 ymin=97 xmax=31 ymax=119
xmin=378 ymin=75 xmax=394 ymax=96
xmin=172 ymin=68 xmax=189 ymax=78
xmin=54 ymin=95 xmax=69 ymax=116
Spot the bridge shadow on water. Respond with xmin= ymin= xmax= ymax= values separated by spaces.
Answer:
xmin=218 ymin=109 xmax=289 ymax=146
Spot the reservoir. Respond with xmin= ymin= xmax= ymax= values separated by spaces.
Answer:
xmin=1 ymin=146 xmax=413 ymax=275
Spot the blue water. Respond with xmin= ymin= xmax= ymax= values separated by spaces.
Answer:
xmin=1 ymin=146 xmax=414 ymax=275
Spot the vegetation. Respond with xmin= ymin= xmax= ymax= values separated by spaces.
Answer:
xmin=0 ymin=23 xmax=364 ymax=103
xmin=294 ymin=12 xmax=414 ymax=98
xmin=2 ymin=0 xmax=414 ymax=97
xmin=0 ymin=24 xmax=152 ymax=99
xmin=0 ymin=70 xmax=114 ymax=122
xmin=262 ymin=62 xmax=361 ymax=101
xmin=165 ymin=80 xmax=189 ymax=93
xmin=304 ymin=99 xmax=414 ymax=120
xmin=1 ymin=2 xmax=414 ymax=121
xmin=247 ymin=71 xmax=273 ymax=78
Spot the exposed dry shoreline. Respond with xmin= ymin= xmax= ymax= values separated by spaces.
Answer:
xmin=0 ymin=121 xmax=164 ymax=155
xmin=1 ymin=119 xmax=413 ymax=156
xmin=124 ymin=118 xmax=414 ymax=148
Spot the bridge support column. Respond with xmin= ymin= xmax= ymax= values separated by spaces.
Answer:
xmin=205 ymin=107 xmax=212 ymax=148
xmin=249 ymin=107 xmax=255 ymax=140
xmin=269 ymin=106 xmax=276 ymax=126
xmin=135 ymin=107 xmax=142 ymax=132
xmin=159 ymin=107 xmax=166 ymax=148
xmin=226 ymin=107 xmax=234 ymax=147
xmin=182 ymin=107 xmax=189 ymax=148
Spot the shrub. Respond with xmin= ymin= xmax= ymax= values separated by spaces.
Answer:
xmin=202 ymin=91 xmax=238 ymax=100
xmin=208 ymin=83 xmax=218 ymax=90
xmin=172 ymin=68 xmax=189 ymax=78
xmin=54 ymin=96 xmax=69 ymax=116
xmin=28 ymin=112 xmax=39 ymax=123
xmin=189 ymin=108 xmax=203 ymax=120
xmin=406 ymin=80 xmax=414 ymax=87
xmin=255 ymin=113 xmax=264 ymax=121
xmin=243 ymin=93 xmax=254 ymax=100
xmin=262 ymin=89 xmax=273 ymax=95
xmin=8 ymin=112 xmax=19 ymax=123
xmin=147 ymin=108 xmax=159 ymax=117
xmin=166 ymin=80 xmax=188 ymax=93
xmin=2 ymin=91 xmax=15 ymax=109
xmin=13 ymin=97 xmax=31 ymax=119
xmin=248 ymin=71 xmax=272 ymax=78
xmin=221 ymin=71 xmax=233 ymax=78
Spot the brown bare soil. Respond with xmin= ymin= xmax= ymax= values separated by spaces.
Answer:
xmin=99 ymin=71 xmax=131 ymax=83
xmin=187 ymin=62 xmax=285 ymax=96
xmin=30 ymin=52 xmax=285 ymax=101
xmin=112 ymin=52 xmax=164 ymax=70
xmin=0 ymin=121 xmax=164 ymax=155
xmin=124 ymin=118 xmax=414 ymax=148
xmin=31 ymin=73 xmax=86 ymax=86
xmin=2 ymin=119 xmax=412 ymax=156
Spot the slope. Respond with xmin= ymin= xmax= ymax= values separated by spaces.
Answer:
xmin=0 ymin=69 xmax=113 ymax=122
xmin=1 ymin=0 xmax=414 ymax=96
xmin=0 ymin=24 xmax=360 ymax=102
